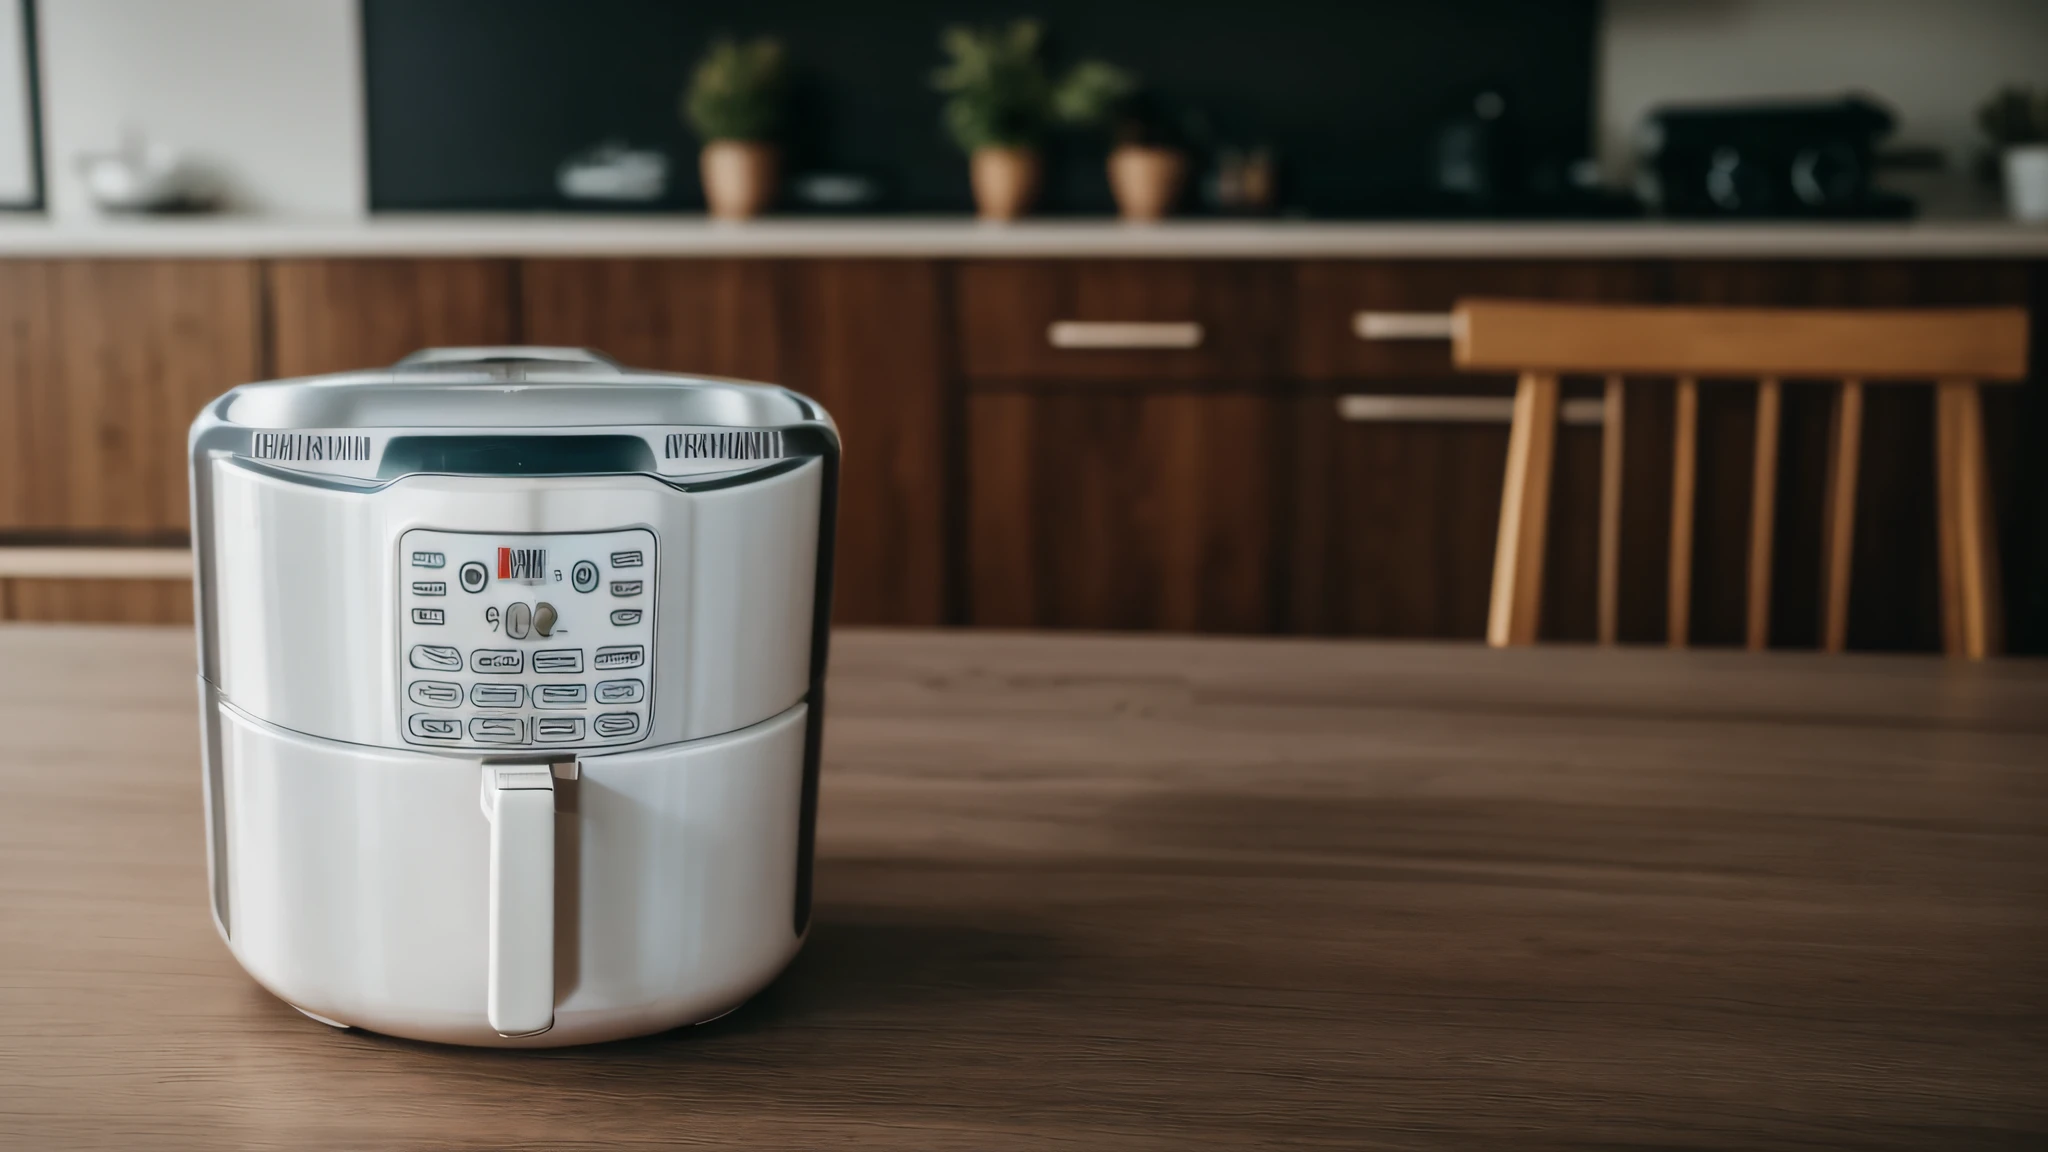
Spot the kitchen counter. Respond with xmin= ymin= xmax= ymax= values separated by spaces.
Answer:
xmin=0 ymin=213 xmax=2044 ymax=258
xmin=3 ymin=625 xmax=2044 ymax=1149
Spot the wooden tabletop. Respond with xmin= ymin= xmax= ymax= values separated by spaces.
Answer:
xmin=3 ymin=626 xmax=2044 ymax=1150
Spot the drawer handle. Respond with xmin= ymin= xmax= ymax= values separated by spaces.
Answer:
xmin=1353 ymin=311 xmax=1461 ymax=341
xmin=0 ymin=546 xmax=194 ymax=579
xmin=1046 ymin=321 xmax=1204 ymax=350
xmin=1337 ymin=395 xmax=1604 ymax=425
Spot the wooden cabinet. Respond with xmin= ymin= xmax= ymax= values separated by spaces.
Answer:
xmin=520 ymin=258 xmax=948 ymax=626
xmin=956 ymin=260 xmax=1290 ymax=383
xmin=1287 ymin=383 xmax=1613 ymax=641
xmin=520 ymin=259 xmax=783 ymax=380
xmin=1295 ymin=260 xmax=1655 ymax=380
xmin=0 ymin=260 xmax=260 ymax=534
xmin=0 ymin=259 xmax=260 ymax=623
xmin=958 ymin=262 xmax=1290 ymax=631
xmin=270 ymin=258 xmax=516 ymax=376
xmin=968 ymin=390 xmax=1282 ymax=632
xmin=778 ymin=262 xmax=949 ymax=626
xmin=1286 ymin=261 xmax=1650 ymax=640
xmin=1 ymin=251 xmax=2035 ymax=651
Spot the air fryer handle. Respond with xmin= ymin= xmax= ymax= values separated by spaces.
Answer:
xmin=479 ymin=767 xmax=556 ymax=1037
xmin=399 ymin=347 xmax=622 ymax=371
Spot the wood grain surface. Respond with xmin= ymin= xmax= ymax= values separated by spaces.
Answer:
xmin=1 ymin=625 xmax=2044 ymax=1150
xmin=268 ymin=258 xmax=518 ymax=377
xmin=0 ymin=259 xmax=260 ymax=533
xmin=781 ymin=261 xmax=951 ymax=627
xmin=968 ymin=391 xmax=1281 ymax=631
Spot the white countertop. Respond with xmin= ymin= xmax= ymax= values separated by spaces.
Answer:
xmin=0 ymin=214 xmax=2043 ymax=259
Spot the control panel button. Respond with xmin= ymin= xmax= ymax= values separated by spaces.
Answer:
xmin=610 ymin=550 xmax=644 ymax=569
xmin=594 ymin=678 xmax=645 ymax=704
xmin=532 ymin=649 xmax=583 ymax=674
xmin=593 ymin=645 xmax=643 ymax=670
xmin=470 ymin=648 xmax=523 ymax=674
xmin=610 ymin=608 xmax=642 ymax=626
xmin=505 ymin=601 xmax=532 ymax=639
xmin=411 ymin=580 xmax=447 ymax=596
xmin=408 ymin=680 xmax=462 ymax=707
xmin=610 ymin=579 xmax=643 ymax=597
xmin=534 ymin=716 xmax=585 ymax=743
xmin=594 ymin=712 xmax=641 ymax=739
xmin=458 ymin=561 xmax=489 ymax=593
xmin=408 ymin=714 xmax=460 ymax=739
xmin=467 ymin=716 xmax=525 ymax=744
xmin=411 ymin=607 xmax=446 ymax=625
xmin=534 ymin=602 xmax=558 ymax=637
xmin=408 ymin=644 xmax=462 ymax=671
xmin=534 ymin=683 xmax=588 ymax=707
xmin=571 ymin=560 xmax=599 ymax=593
xmin=469 ymin=683 xmax=524 ymax=709
xmin=411 ymin=551 xmax=446 ymax=569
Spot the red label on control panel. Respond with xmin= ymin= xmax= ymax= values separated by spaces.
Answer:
xmin=497 ymin=546 xmax=547 ymax=583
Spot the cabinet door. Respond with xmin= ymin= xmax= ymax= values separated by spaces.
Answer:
xmin=0 ymin=260 xmax=259 ymax=624
xmin=780 ymin=262 xmax=948 ymax=626
xmin=968 ymin=390 xmax=1280 ymax=632
xmin=0 ymin=260 xmax=259 ymax=534
xmin=1288 ymin=384 xmax=1605 ymax=641
xmin=270 ymin=259 xmax=517 ymax=376
xmin=519 ymin=259 xmax=782 ymax=379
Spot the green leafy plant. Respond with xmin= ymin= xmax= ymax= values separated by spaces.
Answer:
xmin=683 ymin=37 xmax=786 ymax=143
xmin=1978 ymin=86 xmax=2048 ymax=147
xmin=932 ymin=20 xmax=1134 ymax=152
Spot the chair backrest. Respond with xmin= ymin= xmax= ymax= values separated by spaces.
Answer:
xmin=1450 ymin=299 xmax=2029 ymax=657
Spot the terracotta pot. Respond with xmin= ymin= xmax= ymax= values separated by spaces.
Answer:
xmin=1108 ymin=145 xmax=1187 ymax=222
xmin=700 ymin=141 xmax=778 ymax=221
xmin=970 ymin=147 xmax=1041 ymax=222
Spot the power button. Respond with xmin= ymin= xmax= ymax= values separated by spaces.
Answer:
xmin=571 ymin=560 xmax=599 ymax=593
xmin=458 ymin=561 xmax=489 ymax=593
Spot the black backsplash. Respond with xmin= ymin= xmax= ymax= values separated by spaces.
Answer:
xmin=362 ymin=0 xmax=1597 ymax=216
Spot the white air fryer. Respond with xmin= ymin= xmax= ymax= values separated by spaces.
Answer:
xmin=187 ymin=347 xmax=837 ymax=1046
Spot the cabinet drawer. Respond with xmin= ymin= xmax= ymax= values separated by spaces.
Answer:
xmin=955 ymin=261 xmax=1290 ymax=383
xmin=1294 ymin=261 xmax=1654 ymax=381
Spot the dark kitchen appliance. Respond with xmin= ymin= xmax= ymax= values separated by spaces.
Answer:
xmin=1637 ymin=96 xmax=1913 ymax=218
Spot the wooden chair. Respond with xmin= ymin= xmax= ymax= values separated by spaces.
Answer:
xmin=1452 ymin=299 xmax=2030 ymax=658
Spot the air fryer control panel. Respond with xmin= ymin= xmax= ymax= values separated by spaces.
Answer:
xmin=398 ymin=528 xmax=656 ymax=751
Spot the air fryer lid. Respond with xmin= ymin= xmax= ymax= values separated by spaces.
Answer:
xmin=193 ymin=347 xmax=834 ymax=483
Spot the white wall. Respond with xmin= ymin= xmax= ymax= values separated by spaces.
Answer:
xmin=0 ymin=1 xmax=35 ymax=205
xmin=1600 ymin=0 xmax=2048 ymax=194
xmin=38 ymin=0 xmax=362 ymax=219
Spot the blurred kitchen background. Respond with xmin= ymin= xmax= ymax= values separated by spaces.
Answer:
xmin=1 ymin=0 xmax=2045 ymax=218
xmin=0 ymin=0 xmax=2043 ymax=654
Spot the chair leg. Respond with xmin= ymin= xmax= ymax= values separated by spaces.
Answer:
xmin=1596 ymin=375 xmax=1625 ymax=646
xmin=1488 ymin=372 xmax=1560 ymax=647
xmin=1935 ymin=380 xmax=2004 ymax=659
xmin=1668 ymin=377 xmax=1698 ymax=647
xmin=1820 ymin=379 xmax=1863 ymax=654
xmin=1745 ymin=378 xmax=1781 ymax=651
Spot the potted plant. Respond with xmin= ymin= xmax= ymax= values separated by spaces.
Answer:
xmin=683 ymin=37 xmax=786 ymax=221
xmin=932 ymin=21 xmax=1131 ymax=221
xmin=1978 ymin=85 xmax=2048 ymax=223
xmin=1104 ymin=91 xmax=1190 ymax=223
